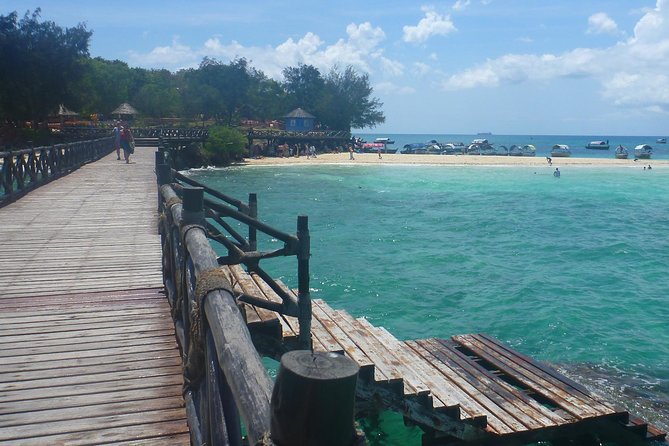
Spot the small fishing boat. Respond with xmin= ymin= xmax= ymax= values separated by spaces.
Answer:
xmin=440 ymin=142 xmax=466 ymax=154
xmin=400 ymin=140 xmax=438 ymax=154
xmin=657 ymin=138 xmax=666 ymax=144
xmin=374 ymin=137 xmax=395 ymax=145
xmin=634 ymin=144 xmax=653 ymax=159
xmin=614 ymin=145 xmax=629 ymax=159
xmin=362 ymin=142 xmax=398 ymax=154
xmin=550 ymin=144 xmax=571 ymax=157
xmin=585 ymin=140 xmax=609 ymax=150
xmin=466 ymin=139 xmax=495 ymax=155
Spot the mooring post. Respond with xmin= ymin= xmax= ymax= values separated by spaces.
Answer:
xmin=181 ymin=187 xmax=205 ymax=225
xmin=296 ymin=215 xmax=312 ymax=350
xmin=270 ymin=351 xmax=360 ymax=446
xmin=248 ymin=193 xmax=258 ymax=252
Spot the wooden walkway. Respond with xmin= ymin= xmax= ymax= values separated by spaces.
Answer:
xmin=0 ymin=148 xmax=188 ymax=444
xmin=226 ymin=265 xmax=668 ymax=445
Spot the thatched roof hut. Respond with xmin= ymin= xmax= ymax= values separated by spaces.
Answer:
xmin=111 ymin=103 xmax=139 ymax=119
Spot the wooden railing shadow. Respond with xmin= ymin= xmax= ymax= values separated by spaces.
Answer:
xmin=0 ymin=137 xmax=113 ymax=208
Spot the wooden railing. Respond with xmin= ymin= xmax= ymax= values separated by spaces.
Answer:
xmin=0 ymin=137 xmax=113 ymax=207
xmin=133 ymin=127 xmax=208 ymax=139
xmin=155 ymin=151 xmax=364 ymax=445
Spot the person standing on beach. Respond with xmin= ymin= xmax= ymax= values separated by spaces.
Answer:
xmin=112 ymin=121 xmax=121 ymax=160
xmin=120 ymin=124 xmax=134 ymax=164
xmin=349 ymin=145 xmax=355 ymax=160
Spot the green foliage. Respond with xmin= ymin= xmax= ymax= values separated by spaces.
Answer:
xmin=203 ymin=125 xmax=247 ymax=165
xmin=0 ymin=9 xmax=385 ymax=132
xmin=0 ymin=9 xmax=92 ymax=123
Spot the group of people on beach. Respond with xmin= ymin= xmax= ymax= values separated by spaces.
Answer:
xmin=112 ymin=121 xmax=135 ymax=163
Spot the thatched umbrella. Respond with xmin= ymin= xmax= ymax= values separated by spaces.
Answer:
xmin=58 ymin=104 xmax=78 ymax=117
xmin=111 ymin=103 xmax=139 ymax=120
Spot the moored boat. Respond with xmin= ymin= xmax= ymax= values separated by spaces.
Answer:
xmin=362 ymin=142 xmax=398 ymax=154
xmin=466 ymin=139 xmax=495 ymax=155
xmin=657 ymin=138 xmax=666 ymax=144
xmin=614 ymin=145 xmax=629 ymax=159
xmin=440 ymin=142 xmax=466 ymax=154
xmin=374 ymin=137 xmax=395 ymax=145
xmin=585 ymin=140 xmax=609 ymax=149
xmin=634 ymin=144 xmax=653 ymax=159
xmin=550 ymin=144 xmax=571 ymax=157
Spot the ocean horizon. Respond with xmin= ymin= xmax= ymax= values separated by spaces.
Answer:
xmin=187 ymin=146 xmax=669 ymax=443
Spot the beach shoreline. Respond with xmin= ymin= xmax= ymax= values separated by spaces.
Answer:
xmin=238 ymin=152 xmax=667 ymax=167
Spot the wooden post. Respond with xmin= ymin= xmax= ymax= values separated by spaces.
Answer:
xmin=297 ymin=215 xmax=312 ymax=350
xmin=271 ymin=351 xmax=360 ymax=446
xmin=182 ymin=187 xmax=204 ymax=225
xmin=248 ymin=193 xmax=257 ymax=251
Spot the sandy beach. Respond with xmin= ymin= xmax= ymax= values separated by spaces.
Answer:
xmin=241 ymin=152 xmax=668 ymax=167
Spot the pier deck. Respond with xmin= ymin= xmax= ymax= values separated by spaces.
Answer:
xmin=228 ymin=265 xmax=667 ymax=445
xmin=0 ymin=147 xmax=188 ymax=444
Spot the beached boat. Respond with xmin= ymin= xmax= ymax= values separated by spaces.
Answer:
xmin=374 ymin=137 xmax=395 ymax=145
xmin=585 ymin=140 xmax=609 ymax=150
xmin=634 ymin=144 xmax=653 ymax=159
xmin=551 ymin=144 xmax=571 ymax=157
xmin=657 ymin=138 xmax=666 ymax=144
xmin=507 ymin=144 xmax=537 ymax=156
xmin=466 ymin=139 xmax=495 ymax=155
xmin=614 ymin=145 xmax=629 ymax=159
xmin=362 ymin=142 xmax=398 ymax=154
xmin=400 ymin=140 xmax=438 ymax=154
xmin=440 ymin=142 xmax=466 ymax=154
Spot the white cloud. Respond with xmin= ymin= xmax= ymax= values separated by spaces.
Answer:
xmin=587 ymin=12 xmax=619 ymax=35
xmin=452 ymin=0 xmax=470 ymax=11
xmin=413 ymin=62 xmax=431 ymax=76
xmin=129 ymin=22 xmax=402 ymax=80
xmin=403 ymin=7 xmax=457 ymax=43
xmin=375 ymin=81 xmax=416 ymax=95
xmin=441 ymin=0 xmax=669 ymax=111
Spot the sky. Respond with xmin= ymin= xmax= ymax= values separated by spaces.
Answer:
xmin=4 ymin=1 xmax=669 ymax=135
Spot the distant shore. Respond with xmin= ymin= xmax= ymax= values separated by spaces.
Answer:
xmin=240 ymin=152 xmax=668 ymax=167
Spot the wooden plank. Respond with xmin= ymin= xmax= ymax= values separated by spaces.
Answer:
xmin=430 ymin=339 xmax=568 ymax=427
xmin=407 ymin=340 xmax=515 ymax=434
xmin=422 ymin=338 xmax=558 ymax=431
xmin=452 ymin=334 xmax=615 ymax=420
xmin=0 ymin=328 xmax=175 ymax=351
xmin=227 ymin=264 xmax=281 ymax=326
xmin=311 ymin=300 xmax=377 ymax=376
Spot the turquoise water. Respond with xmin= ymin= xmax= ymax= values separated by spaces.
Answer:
xmin=188 ymin=160 xmax=669 ymax=442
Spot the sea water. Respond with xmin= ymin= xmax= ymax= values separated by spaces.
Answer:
xmin=186 ymin=153 xmax=669 ymax=444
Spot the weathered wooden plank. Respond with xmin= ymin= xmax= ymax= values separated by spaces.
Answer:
xmin=311 ymin=299 xmax=377 ymax=376
xmin=452 ymin=334 xmax=614 ymax=420
xmin=0 ymin=314 xmax=173 ymax=337
xmin=421 ymin=338 xmax=555 ymax=431
xmin=430 ymin=339 xmax=568 ymax=427
xmin=228 ymin=264 xmax=281 ymax=326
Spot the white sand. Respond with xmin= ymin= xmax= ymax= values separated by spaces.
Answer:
xmin=239 ymin=152 xmax=666 ymax=167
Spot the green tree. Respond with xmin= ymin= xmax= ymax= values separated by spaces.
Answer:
xmin=0 ymin=9 xmax=91 ymax=124
xmin=203 ymin=125 xmax=246 ymax=164
xmin=282 ymin=64 xmax=325 ymax=113
xmin=322 ymin=66 xmax=385 ymax=131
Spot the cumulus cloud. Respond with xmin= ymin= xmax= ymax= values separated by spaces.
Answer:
xmin=403 ymin=6 xmax=457 ymax=43
xmin=375 ymin=81 xmax=416 ymax=95
xmin=441 ymin=0 xmax=669 ymax=111
xmin=129 ymin=22 xmax=402 ymax=80
xmin=452 ymin=0 xmax=470 ymax=11
xmin=587 ymin=12 xmax=619 ymax=35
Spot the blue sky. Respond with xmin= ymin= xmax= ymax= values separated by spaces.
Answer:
xmin=5 ymin=1 xmax=669 ymax=135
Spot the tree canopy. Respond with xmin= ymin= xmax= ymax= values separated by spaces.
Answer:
xmin=0 ymin=8 xmax=385 ymax=131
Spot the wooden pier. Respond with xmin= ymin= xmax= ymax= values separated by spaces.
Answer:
xmin=0 ymin=146 xmax=188 ymax=444
xmin=0 ymin=135 xmax=666 ymax=445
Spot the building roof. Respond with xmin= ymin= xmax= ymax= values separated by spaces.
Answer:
xmin=111 ymin=103 xmax=139 ymax=115
xmin=58 ymin=104 xmax=78 ymax=116
xmin=283 ymin=108 xmax=315 ymax=119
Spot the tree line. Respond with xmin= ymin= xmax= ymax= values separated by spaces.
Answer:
xmin=0 ymin=9 xmax=385 ymax=132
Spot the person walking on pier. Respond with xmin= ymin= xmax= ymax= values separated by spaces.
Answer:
xmin=113 ymin=121 xmax=121 ymax=160
xmin=120 ymin=124 xmax=135 ymax=164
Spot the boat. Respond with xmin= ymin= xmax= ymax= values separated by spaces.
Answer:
xmin=634 ymin=144 xmax=653 ymax=159
xmin=362 ymin=142 xmax=398 ymax=154
xmin=440 ymin=142 xmax=466 ymax=154
xmin=374 ymin=137 xmax=395 ymax=145
xmin=657 ymin=138 xmax=666 ymax=144
xmin=550 ymin=144 xmax=571 ymax=157
xmin=614 ymin=145 xmax=629 ymax=159
xmin=466 ymin=139 xmax=495 ymax=155
xmin=585 ymin=140 xmax=610 ymax=150
xmin=400 ymin=140 xmax=438 ymax=154
xmin=508 ymin=144 xmax=537 ymax=156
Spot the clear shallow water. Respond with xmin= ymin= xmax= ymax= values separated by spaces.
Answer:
xmin=188 ymin=161 xmax=669 ymax=442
